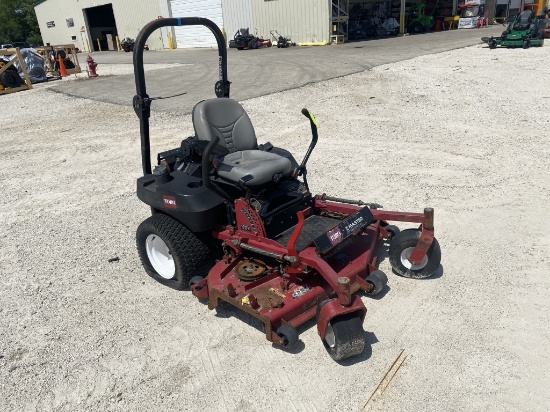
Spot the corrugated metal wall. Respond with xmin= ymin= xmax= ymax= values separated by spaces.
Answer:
xmin=221 ymin=0 xmax=254 ymax=41
xmin=250 ymin=0 xmax=330 ymax=44
xmin=221 ymin=0 xmax=329 ymax=45
xmin=110 ymin=0 xmax=165 ymax=50
xmin=35 ymin=0 xmax=167 ymax=51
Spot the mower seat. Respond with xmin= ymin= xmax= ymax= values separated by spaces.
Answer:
xmin=193 ymin=98 xmax=293 ymax=187
xmin=513 ymin=10 xmax=533 ymax=31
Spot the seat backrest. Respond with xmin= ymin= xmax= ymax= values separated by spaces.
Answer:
xmin=514 ymin=10 xmax=533 ymax=30
xmin=192 ymin=98 xmax=257 ymax=153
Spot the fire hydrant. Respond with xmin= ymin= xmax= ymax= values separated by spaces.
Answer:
xmin=86 ymin=55 xmax=98 ymax=78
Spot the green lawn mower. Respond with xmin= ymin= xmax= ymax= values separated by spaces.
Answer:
xmin=482 ymin=10 xmax=544 ymax=49
xmin=407 ymin=3 xmax=434 ymax=33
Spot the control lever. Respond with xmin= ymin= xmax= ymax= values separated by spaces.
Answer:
xmin=297 ymin=108 xmax=319 ymax=190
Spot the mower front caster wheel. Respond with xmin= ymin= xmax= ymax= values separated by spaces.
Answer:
xmin=366 ymin=270 xmax=388 ymax=296
xmin=389 ymin=229 xmax=441 ymax=279
xmin=384 ymin=225 xmax=400 ymax=240
xmin=136 ymin=214 xmax=214 ymax=290
xmin=522 ymin=39 xmax=530 ymax=49
xmin=323 ymin=313 xmax=365 ymax=361
xmin=277 ymin=324 xmax=299 ymax=348
xmin=489 ymin=40 xmax=497 ymax=49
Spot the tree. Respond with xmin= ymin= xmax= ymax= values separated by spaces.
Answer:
xmin=0 ymin=0 xmax=42 ymax=45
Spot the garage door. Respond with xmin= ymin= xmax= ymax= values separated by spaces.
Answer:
xmin=170 ymin=0 xmax=223 ymax=48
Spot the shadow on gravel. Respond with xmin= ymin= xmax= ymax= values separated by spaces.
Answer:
xmin=423 ymin=264 xmax=444 ymax=280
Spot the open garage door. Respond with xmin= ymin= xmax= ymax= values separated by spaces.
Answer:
xmin=170 ymin=0 xmax=223 ymax=48
xmin=84 ymin=3 xmax=118 ymax=52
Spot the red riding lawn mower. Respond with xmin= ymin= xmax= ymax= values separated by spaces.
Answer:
xmin=132 ymin=18 xmax=441 ymax=361
xmin=234 ymin=28 xmax=272 ymax=50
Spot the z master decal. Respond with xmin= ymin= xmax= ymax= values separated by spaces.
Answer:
xmin=314 ymin=207 xmax=374 ymax=253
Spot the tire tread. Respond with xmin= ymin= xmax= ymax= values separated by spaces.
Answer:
xmin=136 ymin=213 xmax=213 ymax=290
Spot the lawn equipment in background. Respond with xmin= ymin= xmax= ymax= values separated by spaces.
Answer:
xmin=407 ymin=3 xmax=434 ymax=33
xmin=121 ymin=37 xmax=135 ymax=52
xmin=132 ymin=17 xmax=442 ymax=361
xmin=0 ymin=57 xmax=23 ymax=88
xmin=458 ymin=0 xmax=489 ymax=29
xmin=348 ymin=2 xmax=398 ymax=39
xmin=270 ymin=30 xmax=296 ymax=48
xmin=234 ymin=28 xmax=272 ymax=50
xmin=53 ymin=49 xmax=75 ymax=71
xmin=10 ymin=48 xmax=47 ymax=83
xmin=537 ymin=8 xmax=550 ymax=38
xmin=481 ymin=9 xmax=544 ymax=48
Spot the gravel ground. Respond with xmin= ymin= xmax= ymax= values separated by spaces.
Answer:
xmin=1 ymin=44 xmax=549 ymax=411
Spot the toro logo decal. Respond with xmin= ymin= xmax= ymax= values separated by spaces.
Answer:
xmin=163 ymin=195 xmax=177 ymax=209
xmin=327 ymin=227 xmax=343 ymax=246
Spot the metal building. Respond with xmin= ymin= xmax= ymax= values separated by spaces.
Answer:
xmin=169 ymin=0 xmax=330 ymax=48
xmin=221 ymin=0 xmax=330 ymax=46
xmin=36 ymin=0 xmax=547 ymax=52
xmin=34 ymin=0 xmax=175 ymax=52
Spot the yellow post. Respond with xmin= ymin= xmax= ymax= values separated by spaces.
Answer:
xmin=116 ymin=36 xmax=121 ymax=52
xmin=167 ymin=32 xmax=173 ymax=49
xmin=97 ymin=39 xmax=102 ymax=52
xmin=86 ymin=38 xmax=91 ymax=53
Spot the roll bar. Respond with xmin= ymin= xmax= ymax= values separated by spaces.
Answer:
xmin=133 ymin=18 xmax=231 ymax=175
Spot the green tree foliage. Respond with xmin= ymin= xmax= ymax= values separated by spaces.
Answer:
xmin=0 ymin=0 xmax=42 ymax=44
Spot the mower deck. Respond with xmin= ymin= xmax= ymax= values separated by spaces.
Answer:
xmin=192 ymin=201 xmax=434 ymax=348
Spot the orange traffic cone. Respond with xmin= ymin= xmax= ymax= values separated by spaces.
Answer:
xmin=57 ymin=54 xmax=68 ymax=77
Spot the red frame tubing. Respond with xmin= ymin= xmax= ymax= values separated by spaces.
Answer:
xmin=407 ymin=208 xmax=434 ymax=265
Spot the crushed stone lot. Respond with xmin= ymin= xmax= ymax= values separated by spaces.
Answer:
xmin=1 ymin=44 xmax=549 ymax=411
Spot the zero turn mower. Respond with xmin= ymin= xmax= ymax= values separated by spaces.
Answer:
xmin=482 ymin=9 xmax=544 ymax=48
xmin=132 ymin=18 xmax=442 ymax=361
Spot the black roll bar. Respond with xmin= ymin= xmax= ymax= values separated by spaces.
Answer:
xmin=133 ymin=17 xmax=231 ymax=176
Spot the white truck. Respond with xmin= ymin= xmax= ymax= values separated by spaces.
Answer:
xmin=458 ymin=0 xmax=489 ymax=28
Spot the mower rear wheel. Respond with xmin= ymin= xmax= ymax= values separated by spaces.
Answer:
xmin=389 ymin=229 xmax=441 ymax=279
xmin=249 ymin=40 xmax=258 ymax=49
xmin=366 ymin=270 xmax=388 ymax=296
xmin=136 ymin=213 xmax=213 ymax=290
xmin=323 ymin=312 xmax=365 ymax=361
xmin=277 ymin=324 xmax=299 ymax=348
